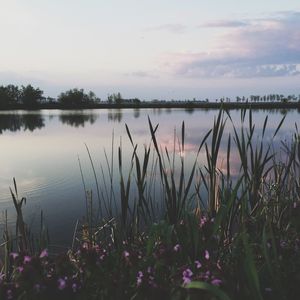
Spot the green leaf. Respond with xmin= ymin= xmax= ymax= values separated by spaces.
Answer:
xmin=185 ymin=281 xmax=232 ymax=300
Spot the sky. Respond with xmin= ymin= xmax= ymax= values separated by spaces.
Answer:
xmin=0 ymin=0 xmax=299 ymax=100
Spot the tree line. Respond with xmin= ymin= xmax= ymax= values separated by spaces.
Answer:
xmin=0 ymin=85 xmax=105 ymax=107
xmin=0 ymin=84 xmax=299 ymax=108
xmin=0 ymin=84 xmax=142 ymax=108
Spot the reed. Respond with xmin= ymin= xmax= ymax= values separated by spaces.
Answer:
xmin=1 ymin=109 xmax=299 ymax=299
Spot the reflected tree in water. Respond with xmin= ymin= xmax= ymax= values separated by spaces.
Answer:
xmin=107 ymin=109 xmax=123 ymax=123
xmin=133 ymin=108 xmax=140 ymax=119
xmin=152 ymin=108 xmax=162 ymax=115
xmin=59 ymin=113 xmax=98 ymax=127
xmin=185 ymin=107 xmax=195 ymax=114
xmin=22 ymin=114 xmax=45 ymax=131
xmin=0 ymin=115 xmax=23 ymax=133
xmin=0 ymin=113 xmax=45 ymax=134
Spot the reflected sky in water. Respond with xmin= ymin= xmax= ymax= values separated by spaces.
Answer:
xmin=0 ymin=108 xmax=298 ymax=245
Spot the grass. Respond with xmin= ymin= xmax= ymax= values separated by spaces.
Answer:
xmin=0 ymin=109 xmax=299 ymax=299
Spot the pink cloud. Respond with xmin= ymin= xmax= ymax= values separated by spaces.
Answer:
xmin=162 ymin=12 xmax=300 ymax=78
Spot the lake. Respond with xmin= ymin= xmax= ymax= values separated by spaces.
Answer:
xmin=0 ymin=108 xmax=298 ymax=246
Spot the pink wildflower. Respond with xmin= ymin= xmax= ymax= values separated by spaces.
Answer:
xmin=195 ymin=260 xmax=202 ymax=269
xmin=58 ymin=278 xmax=66 ymax=290
xmin=24 ymin=256 xmax=31 ymax=264
xmin=137 ymin=271 xmax=143 ymax=286
xmin=211 ymin=278 xmax=222 ymax=286
xmin=173 ymin=244 xmax=181 ymax=252
xmin=10 ymin=252 xmax=18 ymax=259
xmin=39 ymin=249 xmax=48 ymax=258
xmin=182 ymin=268 xmax=193 ymax=285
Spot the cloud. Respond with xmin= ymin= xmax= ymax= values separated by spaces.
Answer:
xmin=164 ymin=12 xmax=300 ymax=78
xmin=201 ymin=20 xmax=249 ymax=28
xmin=131 ymin=71 xmax=152 ymax=77
xmin=146 ymin=23 xmax=186 ymax=34
xmin=127 ymin=71 xmax=159 ymax=79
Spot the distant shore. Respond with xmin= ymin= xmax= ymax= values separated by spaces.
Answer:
xmin=1 ymin=101 xmax=300 ymax=111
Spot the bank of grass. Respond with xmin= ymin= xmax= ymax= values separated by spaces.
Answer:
xmin=0 ymin=109 xmax=299 ymax=300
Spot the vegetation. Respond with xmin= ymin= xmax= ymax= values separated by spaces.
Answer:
xmin=0 ymin=85 xmax=44 ymax=108
xmin=0 ymin=110 xmax=299 ymax=299
xmin=0 ymin=84 xmax=300 ymax=109
xmin=57 ymin=89 xmax=100 ymax=106
xmin=107 ymin=92 xmax=123 ymax=105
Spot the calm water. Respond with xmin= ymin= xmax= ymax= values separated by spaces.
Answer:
xmin=0 ymin=108 xmax=298 ymax=245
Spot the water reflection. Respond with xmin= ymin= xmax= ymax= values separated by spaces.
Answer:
xmin=152 ymin=108 xmax=163 ymax=115
xmin=0 ymin=108 xmax=293 ymax=135
xmin=133 ymin=108 xmax=140 ymax=119
xmin=59 ymin=113 xmax=97 ymax=127
xmin=0 ymin=113 xmax=45 ymax=133
xmin=185 ymin=107 xmax=195 ymax=114
xmin=107 ymin=109 xmax=123 ymax=122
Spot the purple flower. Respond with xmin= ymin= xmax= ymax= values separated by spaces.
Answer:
xmin=6 ymin=289 xmax=13 ymax=300
xmin=123 ymin=251 xmax=130 ymax=258
xmin=211 ymin=278 xmax=222 ymax=286
xmin=58 ymin=278 xmax=66 ymax=290
xmin=94 ymin=245 xmax=100 ymax=252
xmin=72 ymin=283 xmax=78 ymax=292
xmin=195 ymin=260 xmax=202 ymax=269
xmin=183 ymin=276 xmax=191 ymax=285
xmin=39 ymin=249 xmax=48 ymax=258
xmin=200 ymin=216 xmax=207 ymax=227
xmin=204 ymin=250 xmax=210 ymax=260
xmin=24 ymin=256 xmax=31 ymax=264
xmin=173 ymin=244 xmax=181 ymax=252
xmin=10 ymin=252 xmax=18 ymax=259
xmin=182 ymin=268 xmax=193 ymax=285
xmin=280 ymin=240 xmax=287 ymax=248
xmin=17 ymin=266 xmax=24 ymax=273
xmin=137 ymin=271 xmax=143 ymax=286
xmin=204 ymin=270 xmax=211 ymax=279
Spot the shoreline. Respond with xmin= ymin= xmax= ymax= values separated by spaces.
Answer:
xmin=0 ymin=101 xmax=300 ymax=111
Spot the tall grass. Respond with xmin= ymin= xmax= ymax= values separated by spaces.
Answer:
xmin=76 ymin=109 xmax=297 ymax=240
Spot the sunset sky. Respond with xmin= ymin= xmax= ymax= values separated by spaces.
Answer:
xmin=0 ymin=0 xmax=299 ymax=100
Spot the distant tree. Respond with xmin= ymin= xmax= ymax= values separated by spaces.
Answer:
xmin=87 ymin=91 xmax=100 ymax=103
xmin=46 ymin=97 xmax=56 ymax=103
xmin=107 ymin=92 xmax=123 ymax=105
xmin=0 ymin=86 xmax=10 ymax=107
xmin=20 ymin=85 xmax=44 ymax=106
xmin=132 ymin=98 xmax=141 ymax=105
xmin=7 ymin=85 xmax=21 ymax=103
xmin=114 ymin=92 xmax=123 ymax=105
xmin=57 ymin=88 xmax=98 ymax=106
xmin=107 ymin=94 xmax=113 ymax=103
xmin=0 ymin=85 xmax=20 ymax=107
